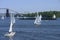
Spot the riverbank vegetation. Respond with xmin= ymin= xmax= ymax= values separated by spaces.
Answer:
xmin=15 ymin=11 xmax=60 ymax=18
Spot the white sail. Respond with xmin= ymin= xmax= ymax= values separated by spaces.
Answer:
xmin=1 ymin=16 xmax=4 ymax=20
xmin=37 ymin=15 xmax=42 ymax=24
xmin=34 ymin=15 xmax=42 ymax=25
xmin=9 ymin=14 xmax=15 ymax=32
xmin=9 ymin=20 xmax=13 ymax=32
xmin=12 ymin=16 xmax=15 ymax=24
xmin=34 ymin=14 xmax=39 ymax=24
xmin=53 ymin=14 xmax=56 ymax=19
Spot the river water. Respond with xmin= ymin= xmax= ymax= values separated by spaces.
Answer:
xmin=0 ymin=18 xmax=60 ymax=40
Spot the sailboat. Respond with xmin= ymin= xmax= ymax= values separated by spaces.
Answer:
xmin=37 ymin=15 xmax=42 ymax=24
xmin=52 ymin=14 xmax=56 ymax=19
xmin=34 ymin=13 xmax=42 ymax=25
xmin=4 ymin=14 xmax=15 ymax=37
xmin=1 ymin=16 xmax=4 ymax=20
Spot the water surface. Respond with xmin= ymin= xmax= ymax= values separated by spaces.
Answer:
xmin=0 ymin=18 xmax=60 ymax=40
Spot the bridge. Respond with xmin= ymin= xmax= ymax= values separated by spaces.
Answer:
xmin=0 ymin=8 xmax=56 ymax=20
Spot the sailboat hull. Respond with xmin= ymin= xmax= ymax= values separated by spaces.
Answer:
xmin=4 ymin=32 xmax=16 ymax=37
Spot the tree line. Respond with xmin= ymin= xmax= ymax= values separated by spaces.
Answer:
xmin=16 ymin=11 xmax=60 ymax=18
xmin=6 ymin=11 xmax=60 ymax=18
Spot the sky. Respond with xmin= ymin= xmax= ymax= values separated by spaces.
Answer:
xmin=0 ymin=0 xmax=60 ymax=13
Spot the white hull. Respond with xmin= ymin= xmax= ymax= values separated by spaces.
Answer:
xmin=34 ymin=22 xmax=41 ymax=25
xmin=4 ymin=32 xmax=15 ymax=37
